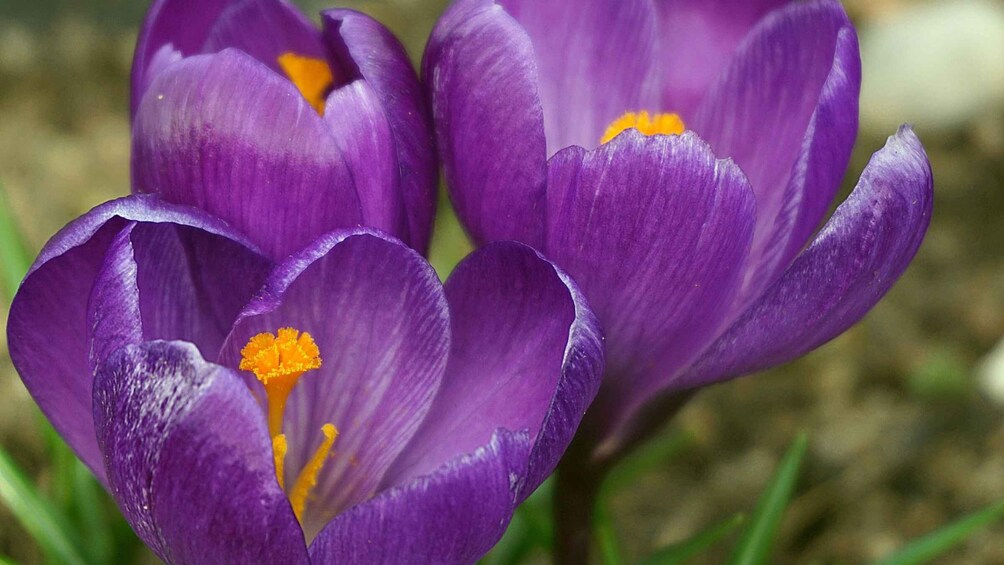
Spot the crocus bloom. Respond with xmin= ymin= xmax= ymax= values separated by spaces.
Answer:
xmin=6 ymin=195 xmax=603 ymax=563
xmin=426 ymin=0 xmax=934 ymax=457
xmin=131 ymin=0 xmax=437 ymax=259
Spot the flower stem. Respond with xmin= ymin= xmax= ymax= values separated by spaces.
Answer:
xmin=553 ymin=451 xmax=606 ymax=565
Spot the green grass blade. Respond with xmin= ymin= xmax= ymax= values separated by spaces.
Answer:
xmin=727 ymin=433 xmax=809 ymax=565
xmin=0 ymin=449 xmax=87 ymax=565
xmin=0 ymin=555 xmax=17 ymax=565
xmin=594 ymin=501 xmax=624 ymax=565
xmin=0 ymin=184 xmax=31 ymax=302
xmin=873 ymin=501 xmax=1004 ymax=565
xmin=602 ymin=431 xmax=694 ymax=497
xmin=72 ymin=463 xmax=112 ymax=565
xmin=641 ymin=513 xmax=746 ymax=565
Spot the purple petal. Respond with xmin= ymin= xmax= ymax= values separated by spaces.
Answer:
xmin=692 ymin=1 xmax=856 ymax=305
xmin=201 ymin=0 xmax=328 ymax=77
xmin=384 ymin=242 xmax=603 ymax=500
xmin=6 ymin=195 xmax=266 ymax=481
xmin=746 ymin=26 xmax=861 ymax=304
xmin=323 ymin=80 xmax=406 ymax=240
xmin=131 ymin=0 xmax=231 ymax=117
xmin=657 ymin=0 xmax=789 ymax=119
xmin=543 ymin=130 xmax=756 ymax=438
xmin=88 ymin=220 xmax=272 ymax=372
xmin=218 ymin=230 xmax=449 ymax=537
xmin=679 ymin=126 xmax=933 ymax=389
xmin=496 ymin=0 xmax=661 ymax=152
xmin=322 ymin=9 xmax=438 ymax=253
xmin=131 ymin=49 xmax=363 ymax=261
xmin=309 ymin=430 xmax=531 ymax=565
xmin=424 ymin=0 xmax=548 ymax=248
xmin=93 ymin=341 xmax=308 ymax=564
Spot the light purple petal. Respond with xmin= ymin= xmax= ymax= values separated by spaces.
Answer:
xmin=656 ymin=0 xmax=789 ymax=119
xmin=323 ymin=80 xmax=406 ymax=240
xmin=323 ymin=9 xmax=438 ymax=253
xmin=424 ymin=0 xmax=548 ymax=248
xmin=218 ymin=230 xmax=449 ymax=537
xmin=131 ymin=49 xmax=363 ymax=261
xmin=309 ymin=430 xmax=531 ymax=565
xmin=679 ymin=126 xmax=933 ymax=389
xmin=543 ymin=130 xmax=756 ymax=438
xmin=692 ymin=0 xmax=855 ymax=305
xmin=496 ymin=0 xmax=661 ymax=153
xmin=131 ymin=0 xmax=231 ymax=117
xmin=384 ymin=242 xmax=604 ymax=500
xmin=93 ymin=341 xmax=308 ymax=564
xmin=6 ymin=195 xmax=266 ymax=481
xmin=201 ymin=0 xmax=329 ymax=76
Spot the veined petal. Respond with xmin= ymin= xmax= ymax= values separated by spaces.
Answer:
xmin=131 ymin=0 xmax=231 ymax=117
xmin=692 ymin=0 xmax=856 ymax=306
xmin=323 ymin=80 xmax=406 ymax=241
xmin=131 ymin=49 xmax=363 ymax=260
xmin=323 ymin=9 xmax=438 ymax=253
xmin=88 ymin=219 xmax=272 ymax=372
xmin=93 ymin=341 xmax=308 ymax=564
xmin=309 ymin=430 xmax=531 ymax=565
xmin=219 ymin=230 xmax=450 ymax=537
xmin=201 ymin=0 xmax=329 ymax=77
xmin=543 ymin=130 xmax=756 ymax=439
xmin=679 ymin=127 xmax=933 ymax=389
xmin=424 ymin=0 xmax=548 ymax=248
xmin=656 ymin=0 xmax=789 ymax=119
xmin=384 ymin=242 xmax=604 ymax=500
xmin=6 ymin=195 xmax=268 ymax=482
xmin=496 ymin=0 xmax=661 ymax=152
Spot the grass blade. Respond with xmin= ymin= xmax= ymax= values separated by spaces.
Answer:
xmin=873 ymin=501 xmax=1004 ymax=565
xmin=0 ymin=184 xmax=31 ymax=302
xmin=0 ymin=448 xmax=87 ymax=565
xmin=602 ymin=431 xmax=694 ymax=497
xmin=594 ymin=501 xmax=624 ymax=565
xmin=642 ymin=513 xmax=746 ymax=565
xmin=727 ymin=433 xmax=809 ymax=565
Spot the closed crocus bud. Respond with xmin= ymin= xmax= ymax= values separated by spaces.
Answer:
xmin=426 ymin=0 xmax=932 ymax=477
xmin=131 ymin=0 xmax=437 ymax=260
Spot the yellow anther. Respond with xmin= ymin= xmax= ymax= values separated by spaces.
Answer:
xmin=289 ymin=423 xmax=339 ymax=521
xmin=272 ymin=434 xmax=288 ymax=490
xmin=240 ymin=327 xmax=321 ymax=439
xmin=277 ymin=52 xmax=335 ymax=115
xmin=600 ymin=111 xmax=686 ymax=145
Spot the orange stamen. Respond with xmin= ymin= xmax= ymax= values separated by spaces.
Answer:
xmin=289 ymin=423 xmax=339 ymax=521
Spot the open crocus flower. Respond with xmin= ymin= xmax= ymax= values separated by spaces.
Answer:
xmin=6 ymin=195 xmax=603 ymax=563
xmin=131 ymin=0 xmax=437 ymax=259
xmin=426 ymin=0 xmax=934 ymax=459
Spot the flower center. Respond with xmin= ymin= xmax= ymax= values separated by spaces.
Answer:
xmin=240 ymin=327 xmax=336 ymax=521
xmin=277 ymin=52 xmax=334 ymax=116
xmin=600 ymin=111 xmax=685 ymax=144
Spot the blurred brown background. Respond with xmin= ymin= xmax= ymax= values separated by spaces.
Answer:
xmin=1 ymin=0 xmax=1002 ymax=563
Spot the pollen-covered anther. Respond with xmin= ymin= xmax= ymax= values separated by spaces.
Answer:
xmin=277 ymin=52 xmax=335 ymax=115
xmin=240 ymin=327 xmax=322 ymax=439
xmin=600 ymin=111 xmax=686 ymax=145
xmin=289 ymin=423 xmax=339 ymax=521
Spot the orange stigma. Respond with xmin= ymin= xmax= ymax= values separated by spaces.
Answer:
xmin=600 ymin=111 xmax=685 ymax=144
xmin=277 ymin=52 xmax=334 ymax=115
xmin=240 ymin=327 xmax=322 ymax=439
xmin=240 ymin=328 xmax=337 ymax=522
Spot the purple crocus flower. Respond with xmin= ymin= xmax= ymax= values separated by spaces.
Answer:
xmin=425 ymin=0 xmax=934 ymax=462
xmin=6 ymin=195 xmax=603 ymax=563
xmin=130 ymin=0 xmax=437 ymax=259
